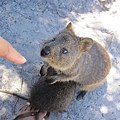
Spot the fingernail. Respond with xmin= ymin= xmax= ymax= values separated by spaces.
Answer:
xmin=17 ymin=56 xmax=27 ymax=64
xmin=21 ymin=56 xmax=27 ymax=63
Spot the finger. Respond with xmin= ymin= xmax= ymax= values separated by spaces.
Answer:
xmin=19 ymin=105 xmax=28 ymax=112
xmin=0 ymin=36 xmax=26 ymax=64
xmin=24 ymin=105 xmax=32 ymax=111
xmin=29 ymin=106 xmax=40 ymax=112
xmin=38 ymin=112 xmax=47 ymax=120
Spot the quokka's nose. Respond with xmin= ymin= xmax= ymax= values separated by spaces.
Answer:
xmin=41 ymin=46 xmax=51 ymax=56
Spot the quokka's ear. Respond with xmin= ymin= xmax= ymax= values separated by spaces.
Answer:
xmin=80 ymin=37 xmax=93 ymax=52
xmin=65 ymin=22 xmax=74 ymax=32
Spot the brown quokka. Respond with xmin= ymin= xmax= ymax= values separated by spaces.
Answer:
xmin=0 ymin=67 xmax=76 ymax=112
xmin=40 ymin=22 xmax=112 ymax=99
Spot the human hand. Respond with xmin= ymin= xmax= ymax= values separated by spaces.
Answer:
xmin=0 ymin=36 xmax=26 ymax=64
xmin=14 ymin=106 xmax=47 ymax=120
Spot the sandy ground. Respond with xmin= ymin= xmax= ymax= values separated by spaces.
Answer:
xmin=0 ymin=0 xmax=120 ymax=120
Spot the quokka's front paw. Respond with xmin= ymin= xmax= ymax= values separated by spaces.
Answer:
xmin=40 ymin=66 xmax=47 ymax=76
xmin=45 ymin=76 xmax=58 ymax=84
xmin=40 ymin=70 xmax=46 ymax=76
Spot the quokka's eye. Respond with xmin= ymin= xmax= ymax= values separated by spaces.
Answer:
xmin=61 ymin=48 xmax=68 ymax=54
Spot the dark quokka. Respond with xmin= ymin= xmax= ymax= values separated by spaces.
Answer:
xmin=40 ymin=22 xmax=112 ymax=99
xmin=0 ymin=67 xmax=76 ymax=112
